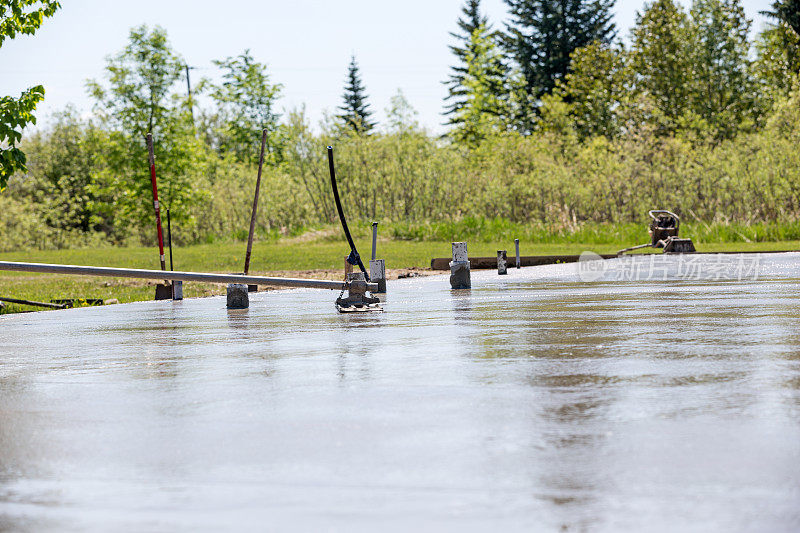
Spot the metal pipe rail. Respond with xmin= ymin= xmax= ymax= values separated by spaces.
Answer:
xmin=0 ymin=261 xmax=378 ymax=292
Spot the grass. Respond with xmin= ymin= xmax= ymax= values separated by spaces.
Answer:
xmin=1 ymin=232 xmax=799 ymax=314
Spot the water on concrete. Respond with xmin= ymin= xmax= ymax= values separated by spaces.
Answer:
xmin=1 ymin=253 xmax=799 ymax=531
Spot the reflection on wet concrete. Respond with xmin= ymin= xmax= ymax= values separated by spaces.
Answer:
xmin=1 ymin=254 xmax=800 ymax=530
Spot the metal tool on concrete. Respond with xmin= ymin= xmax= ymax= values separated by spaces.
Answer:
xmin=327 ymin=146 xmax=382 ymax=312
xmin=617 ymin=210 xmax=696 ymax=256
xmin=327 ymin=146 xmax=369 ymax=281
xmin=335 ymin=272 xmax=382 ymax=313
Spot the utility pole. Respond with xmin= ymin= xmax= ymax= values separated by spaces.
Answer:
xmin=185 ymin=64 xmax=196 ymax=124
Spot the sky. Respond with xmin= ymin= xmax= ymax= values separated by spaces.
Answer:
xmin=0 ymin=0 xmax=769 ymax=135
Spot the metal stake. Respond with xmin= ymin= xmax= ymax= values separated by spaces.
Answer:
xmin=371 ymin=222 xmax=378 ymax=261
xmin=244 ymin=129 xmax=268 ymax=276
xmin=167 ymin=209 xmax=174 ymax=271
xmin=146 ymin=133 xmax=167 ymax=273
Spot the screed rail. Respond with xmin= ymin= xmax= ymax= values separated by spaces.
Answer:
xmin=0 ymin=261 xmax=378 ymax=292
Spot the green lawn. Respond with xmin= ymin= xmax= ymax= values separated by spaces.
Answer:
xmin=1 ymin=238 xmax=798 ymax=314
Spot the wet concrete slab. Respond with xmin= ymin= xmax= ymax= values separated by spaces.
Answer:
xmin=1 ymin=253 xmax=800 ymax=531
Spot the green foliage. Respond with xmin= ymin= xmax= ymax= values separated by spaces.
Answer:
xmin=755 ymin=23 xmax=800 ymax=105
xmin=86 ymin=24 xmax=184 ymax=137
xmin=630 ymin=0 xmax=698 ymax=135
xmin=0 ymin=0 xmax=59 ymax=47
xmin=0 ymin=0 xmax=59 ymax=189
xmin=385 ymin=90 xmax=421 ymax=134
xmin=763 ymin=0 xmax=800 ymax=36
xmin=338 ymin=55 xmax=374 ymax=133
xmin=443 ymin=0 xmax=491 ymax=122
xmin=0 ymin=85 xmax=43 ymax=189
xmin=21 ymin=108 xmax=113 ymax=233
xmin=85 ymin=25 xmax=207 ymax=236
xmin=451 ymin=24 xmax=510 ymax=145
xmin=547 ymin=42 xmax=633 ymax=140
xmin=503 ymin=0 xmax=616 ymax=131
xmin=209 ymin=50 xmax=283 ymax=164
xmin=690 ymin=0 xmax=756 ymax=139
xmin=4 ymin=10 xmax=800 ymax=255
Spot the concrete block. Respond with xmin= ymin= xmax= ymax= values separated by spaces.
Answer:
xmin=497 ymin=250 xmax=507 ymax=275
xmin=155 ymin=283 xmax=171 ymax=300
xmin=227 ymin=283 xmax=249 ymax=309
xmin=172 ymin=280 xmax=183 ymax=300
xmin=450 ymin=261 xmax=471 ymax=289
xmin=452 ymin=242 xmax=468 ymax=263
xmin=369 ymin=259 xmax=386 ymax=293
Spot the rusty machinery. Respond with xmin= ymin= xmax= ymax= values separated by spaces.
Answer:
xmin=617 ymin=210 xmax=696 ymax=256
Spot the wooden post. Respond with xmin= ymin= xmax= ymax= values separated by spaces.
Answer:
xmin=515 ymin=239 xmax=520 ymax=269
xmin=344 ymin=256 xmax=353 ymax=276
xmin=244 ymin=129 xmax=268 ymax=276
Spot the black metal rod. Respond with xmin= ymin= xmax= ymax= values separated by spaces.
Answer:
xmin=0 ymin=296 xmax=66 ymax=310
xmin=327 ymin=146 xmax=369 ymax=281
xmin=167 ymin=209 xmax=174 ymax=271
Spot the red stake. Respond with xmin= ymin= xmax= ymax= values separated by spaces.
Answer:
xmin=146 ymin=133 xmax=167 ymax=272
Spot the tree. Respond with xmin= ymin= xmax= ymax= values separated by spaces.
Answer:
xmin=86 ymin=25 xmax=206 ymax=236
xmin=552 ymin=41 xmax=633 ymax=139
xmin=210 ymin=50 xmax=283 ymax=164
xmin=503 ymin=0 xmax=616 ymax=132
xmin=386 ymin=89 xmax=420 ymax=134
xmin=443 ymin=0 xmax=490 ymax=123
xmin=452 ymin=24 xmax=511 ymax=145
xmin=757 ymin=0 xmax=800 ymax=100
xmin=755 ymin=23 xmax=800 ymax=101
xmin=0 ymin=0 xmax=60 ymax=190
xmin=689 ymin=0 xmax=756 ymax=138
xmin=763 ymin=0 xmax=800 ymax=36
xmin=338 ymin=55 xmax=375 ymax=133
xmin=87 ymin=25 xmax=185 ymax=138
xmin=630 ymin=0 xmax=697 ymax=134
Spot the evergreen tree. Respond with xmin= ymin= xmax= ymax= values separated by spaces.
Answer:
xmin=503 ymin=0 xmax=616 ymax=132
xmin=760 ymin=0 xmax=800 ymax=81
xmin=754 ymin=22 xmax=800 ymax=101
xmin=630 ymin=0 xmax=697 ymax=134
xmin=338 ymin=55 xmax=374 ymax=133
xmin=453 ymin=24 xmax=511 ymax=145
xmin=763 ymin=0 xmax=800 ymax=36
xmin=690 ymin=0 xmax=756 ymax=138
xmin=443 ymin=0 xmax=490 ymax=123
